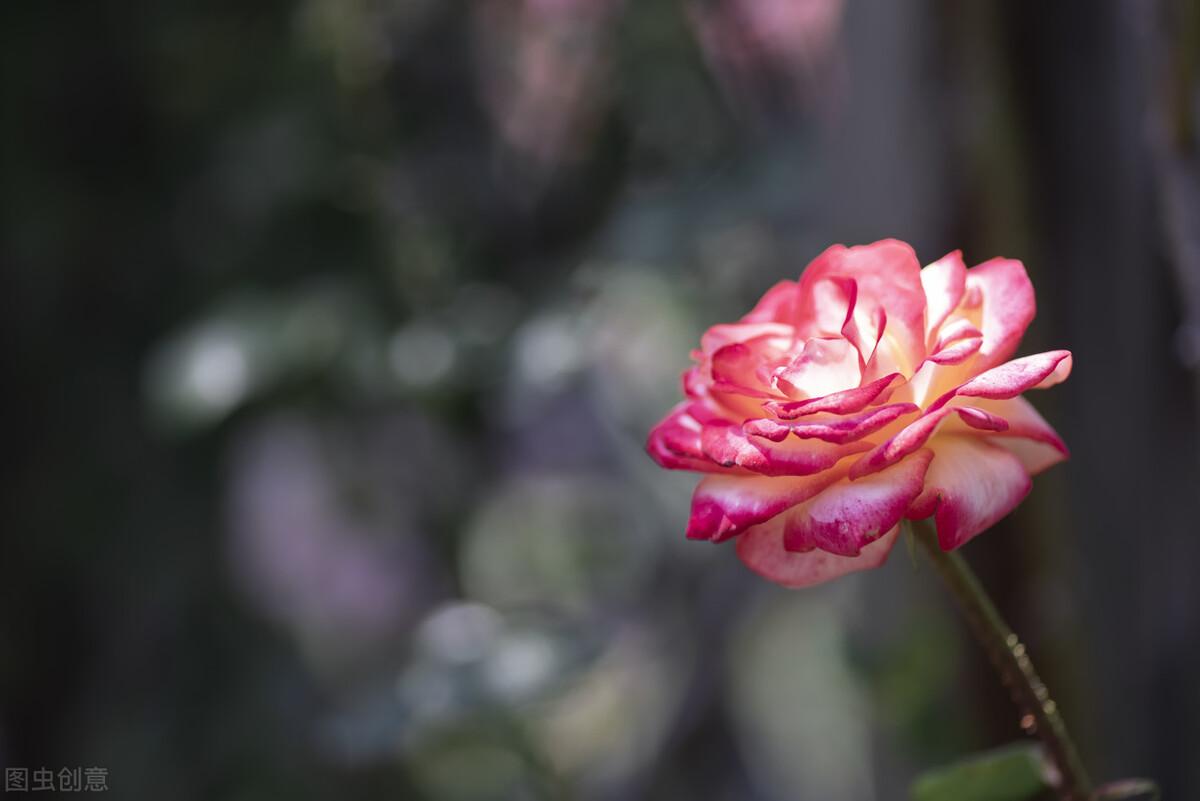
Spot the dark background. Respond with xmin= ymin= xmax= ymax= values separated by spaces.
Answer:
xmin=3 ymin=1 xmax=1198 ymax=799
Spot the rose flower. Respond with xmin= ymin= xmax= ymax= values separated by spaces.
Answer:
xmin=647 ymin=240 xmax=1072 ymax=588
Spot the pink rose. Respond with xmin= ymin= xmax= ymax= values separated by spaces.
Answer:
xmin=647 ymin=239 xmax=1072 ymax=588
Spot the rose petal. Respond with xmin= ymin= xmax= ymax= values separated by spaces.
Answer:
xmin=1033 ymin=352 xmax=1072 ymax=389
xmin=711 ymin=343 xmax=768 ymax=395
xmin=700 ymin=321 xmax=794 ymax=356
xmin=966 ymin=258 xmax=1036 ymax=370
xmin=686 ymin=471 xmax=842 ymax=542
xmin=933 ymin=317 xmax=983 ymax=348
xmin=798 ymin=240 xmax=928 ymax=374
xmin=745 ymin=402 xmax=919 ymax=444
xmin=773 ymin=337 xmax=862 ymax=399
xmin=701 ymin=421 xmax=873 ymax=476
xmin=928 ymin=336 xmax=983 ymax=365
xmin=922 ymin=251 xmax=967 ymax=344
xmin=763 ymin=372 xmax=904 ymax=419
xmin=955 ymin=396 xmax=1069 ymax=475
xmin=848 ymin=404 xmax=1010 ymax=479
xmin=736 ymin=524 xmax=901 ymax=589
xmin=906 ymin=435 xmax=1032 ymax=550
xmin=783 ymin=448 xmax=933 ymax=555
xmin=646 ymin=403 xmax=727 ymax=472
xmin=928 ymin=350 xmax=1073 ymax=410
xmin=834 ymin=278 xmax=888 ymax=367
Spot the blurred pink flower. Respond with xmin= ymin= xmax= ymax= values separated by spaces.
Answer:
xmin=648 ymin=240 xmax=1072 ymax=588
xmin=687 ymin=0 xmax=846 ymax=120
xmin=473 ymin=0 xmax=620 ymax=169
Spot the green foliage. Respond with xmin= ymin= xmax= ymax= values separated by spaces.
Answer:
xmin=910 ymin=743 xmax=1050 ymax=801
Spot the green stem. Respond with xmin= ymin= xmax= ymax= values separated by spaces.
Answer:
xmin=909 ymin=518 xmax=1093 ymax=801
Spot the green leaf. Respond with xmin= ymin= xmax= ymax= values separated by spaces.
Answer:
xmin=910 ymin=743 xmax=1051 ymax=801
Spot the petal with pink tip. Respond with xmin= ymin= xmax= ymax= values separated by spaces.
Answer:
xmin=849 ymin=404 xmax=1009 ymax=479
xmin=965 ymin=258 xmax=1036 ymax=370
xmin=1033 ymin=351 xmax=1072 ymax=389
xmin=736 ymin=523 xmax=901 ymax=589
xmin=686 ymin=471 xmax=842 ymax=542
xmin=763 ymin=372 xmax=904 ymax=419
xmin=798 ymin=240 xmax=928 ymax=373
xmin=783 ymin=449 xmax=933 ymax=555
xmin=955 ymin=396 xmax=1069 ymax=475
xmin=646 ymin=403 xmax=728 ymax=472
xmin=744 ymin=402 xmax=919 ymax=445
xmin=906 ymin=435 xmax=1032 ymax=550
xmin=700 ymin=421 xmax=873 ymax=476
xmin=930 ymin=350 xmax=1073 ymax=409
xmin=831 ymin=277 xmax=888 ymax=368
xmin=922 ymin=251 xmax=967 ymax=343
xmin=928 ymin=336 xmax=983 ymax=365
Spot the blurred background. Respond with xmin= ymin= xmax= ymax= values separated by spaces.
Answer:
xmin=3 ymin=1 xmax=1199 ymax=799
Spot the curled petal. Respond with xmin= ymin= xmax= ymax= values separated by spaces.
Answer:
xmin=686 ymin=471 xmax=842 ymax=542
xmin=701 ymin=421 xmax=872 ymax=476
xmin=929 ymin=350 xmax=1073 ymax=410
xmin=803 ymin=275 xmax=857 ymax=337
xmin=933 ymin=317 xmax=984 ymax=350
xmin=737 ymin=524 xmax=901 ymax=589
xmin=764 ymin=372 xmax=903 ymax=419
xmin=906 ymin=435 xmax=1032 ymax=550
xmin=646 ymin=403 xmax=726 ymax=472
xmin=744 ymin=402 xmax=919 ymax=444
xmin=834 ymin=277 xmax=888 ymax=368
xmin=922 ymin=251 xmax=967 ymax=344
xmin=798 ymin=240 xmax=928 ymax=374
xmin=966 ymin=258 xmax=1036 ymax=370
xmin=1033 ymin=351 xmax=1072 ymax=389
xmin=783 ymin=448 xmax=933 ymax=555
xmin=928 ymin=336 xmax=983 ymax=365
xmin=849 ymin=404 xmax=1009 ymax=479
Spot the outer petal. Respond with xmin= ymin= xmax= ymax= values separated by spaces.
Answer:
xmin=922 ymin=251 xmax=967 ymax=344
xmin=646 ymin=403 xmax=720 ymax=472
xmin=906 ymin=435 xmax=1032 ymax=550
xmin=797 ymin=240 xmax=928 ymax=373
xmin=737 ymin=524 xmax=901 ymax=589
xmin=956 ymin=396 xmax=1069 ymax=475
xmin=965 ymin=258 xmax=1036 ymax=370
xmin=783 ymin=449 xmax=933 ymax=555
xmin=686 ymin=471 xmax=842 ymax=542
xmin=928 ymin=350 xmax=1073 ymax=410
